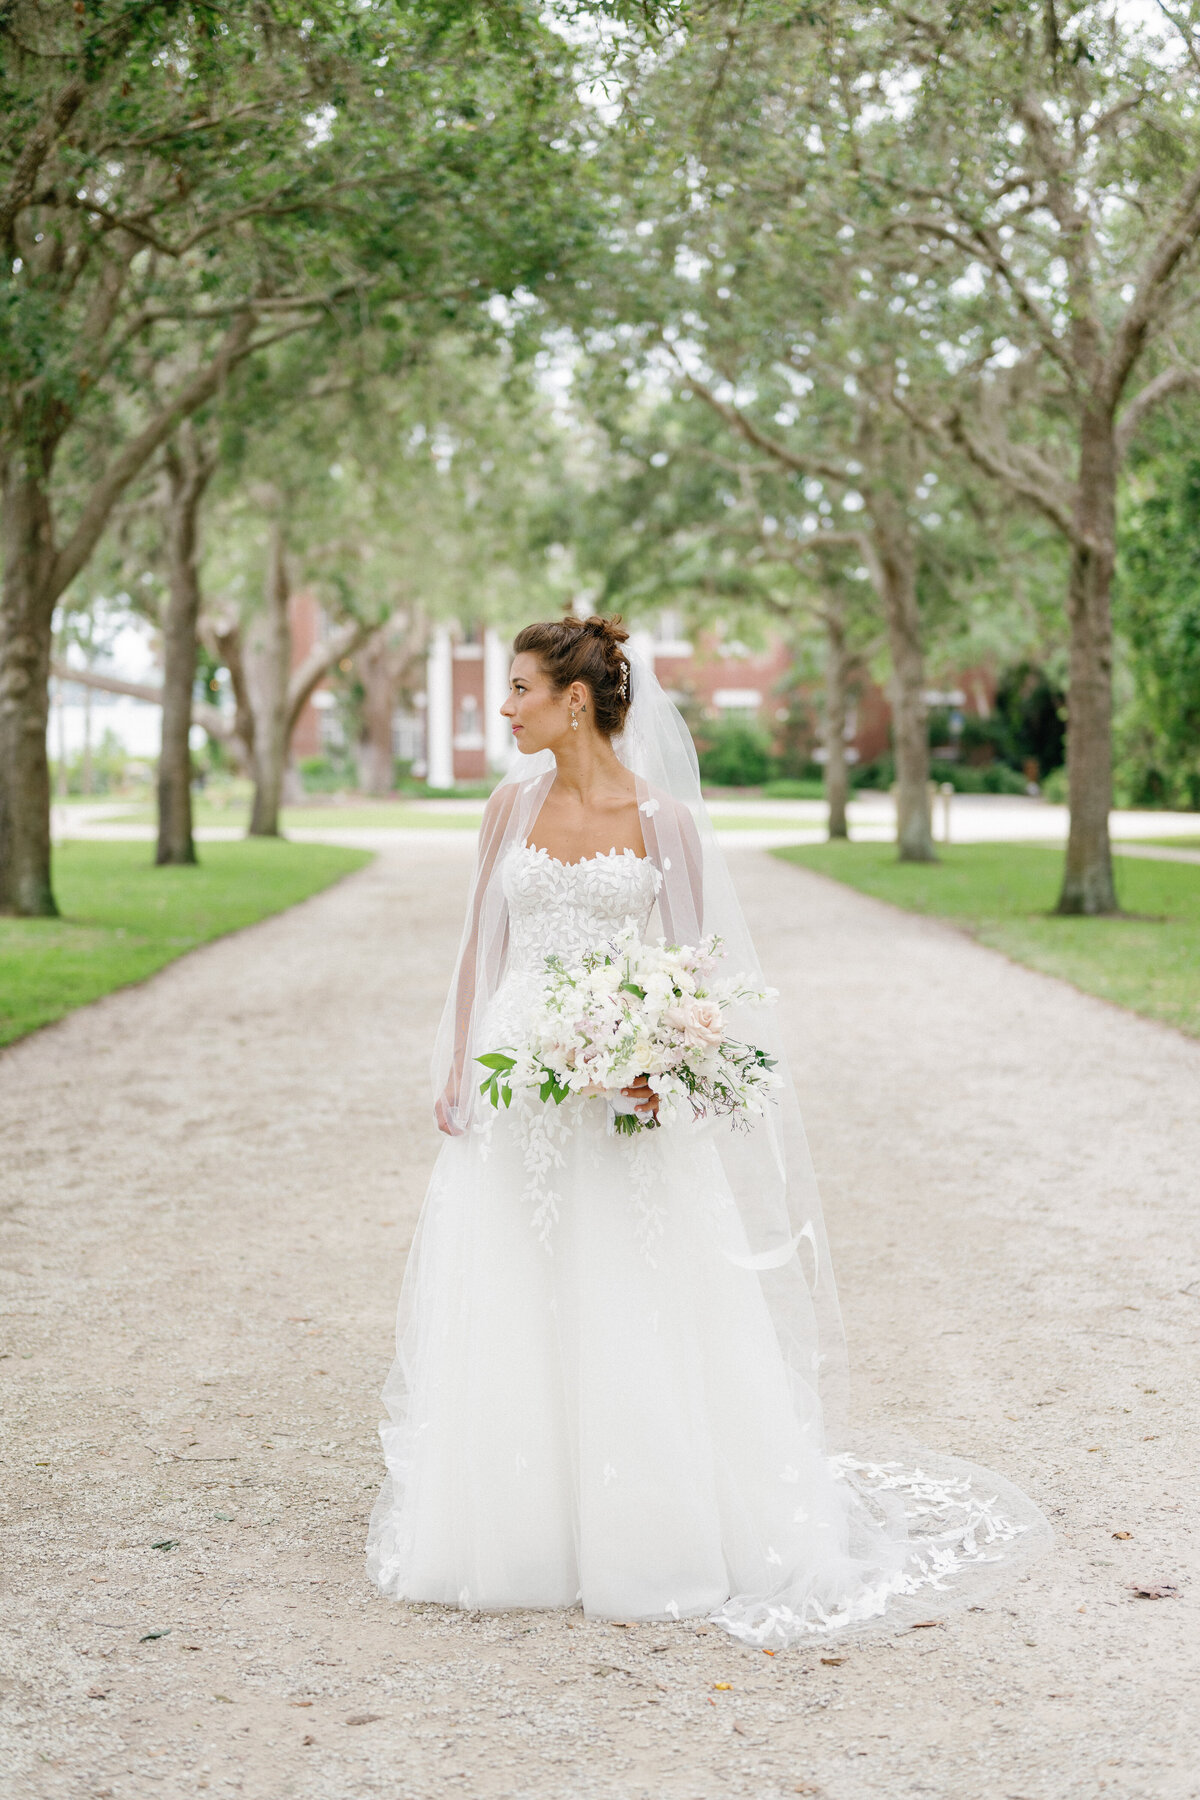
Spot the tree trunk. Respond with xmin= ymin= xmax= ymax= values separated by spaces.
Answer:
xmin=0 ymin=463 xmax=58 ymax=916
xmin=872 ymin=513 xmax=934 ymax=862
xmin=1058 ymin=413 xmax=1119 ymax=915
xmin=822 ymin=604 xmax=851 ymax=841
xmin=245 ymin=515 xmax=291 ymax=837
xmin=203 ymin=619 xmax=256 ymax=777
xmin=156 ymin=430 xmax=214 ymax=867
xmin=81 ymin=680 xmax=93 ymax=795
xmin=356 ymin=632 xmax=398 ymax=796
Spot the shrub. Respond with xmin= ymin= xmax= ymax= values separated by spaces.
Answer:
xmin=930 ymin=759 xmax=1029 ymax=795
xmin=298 ymin=755 xmax=352 ymax=794
xmin=762 ymin=776 xmax=826 ymax=800
xmin=850 ymin=755 xmax=894 ymax=791
xmin=696 ymin=722 xmax=772 ymax=788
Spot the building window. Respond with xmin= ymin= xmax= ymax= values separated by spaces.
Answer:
xmin=713 ymin=687 xmax=763 ymax=722
xmin=453 ymin=693 xmax=484 ymax=749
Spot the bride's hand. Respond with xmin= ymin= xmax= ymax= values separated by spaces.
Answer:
xmin=621 ymin=1075 xmax=659 ymax=1122
xmin=435 ymin=1090 xmax=464 ymax=1136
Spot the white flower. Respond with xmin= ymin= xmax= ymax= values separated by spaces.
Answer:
xmin=662 ymin=996 xmax=724 ymax=1049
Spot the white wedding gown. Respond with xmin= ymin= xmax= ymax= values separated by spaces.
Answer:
xmin=366 ymin=843 xmax=1048 ymax=1646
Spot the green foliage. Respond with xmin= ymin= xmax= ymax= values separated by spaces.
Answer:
xmin=0 ymin=839 xmax=369 ymax=1047
xmin=775 ymin=842 xmax=1200 ymax=1041
xmin=50 ymin=728 xmax=145 ymax=798
xmin=929 ymin=760 xmax=1029 ymax=796
xmin=851 ymin=755 xmax=893 ymax=791
xmin=695 ymin=722 xmax=772 ymax=789
xmin=851 ymin=754 xmax=1028 ymax=795
xmin=762 ymin=777 xmax=825 ymax=800
xmin=298 ymin=756 xmax=355 ymax=795
xmin=993 ymin=664 xmax=1067 ymax=779
xmin=929 ymin=664 xmax=1065 ymax=781
xmin=1116 ymin=412 xmax=1200 ymax=810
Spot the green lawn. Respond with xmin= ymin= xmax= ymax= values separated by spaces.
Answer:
xmin=0 ymin=838 xmax=370 ymax=1048
xmin=775 ymin=841 xmax=1200 ymax=1040
xmin=109 ymin=801 xmax=483 ymax=831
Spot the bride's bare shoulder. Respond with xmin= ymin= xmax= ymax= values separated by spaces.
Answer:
xmin=639 ymin=783 xmax=700 ymax=834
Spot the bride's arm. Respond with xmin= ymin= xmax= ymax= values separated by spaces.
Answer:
xmin=652 ymin=795 xmax=705 ymax=944
xmin=435 ymin=785 xmax=516 ymax=1135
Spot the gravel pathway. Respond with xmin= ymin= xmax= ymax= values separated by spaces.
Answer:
xmin=2 ymin=845 xmax=1197 ymax=1800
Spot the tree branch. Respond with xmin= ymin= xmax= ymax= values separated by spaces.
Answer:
xmin=679 ymin=366 xmax=854 ymax=486
xmin=50 ymin=311 xmax=257 ymax=600
xmin=1115 ymin=363 xmax=1200 ymax=461
xmin=50 ymin=661 xmax=231 ymax=740
xmin=887 ymin=211 xmax=1079 ymax=384
xmin=286 ymin=618 xmax=372 ymax=737
xmin=0 ymin=77 xmax=85 ymax=255
xmin=1105 ymin=160 xmax=1200 ymax=407
xmin=944 ymin=410 xmax=1079 ymax=543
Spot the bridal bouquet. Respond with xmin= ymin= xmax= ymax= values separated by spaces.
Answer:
xmin=477 ymin=926 xmax=781 ymax=1136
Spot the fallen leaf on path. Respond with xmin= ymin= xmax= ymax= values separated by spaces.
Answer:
xmin=820 ymin=1656 xmax=845 ymax=1666
xmin=1126 ymin=1581 xmax=1178 ymax=1599
xmin=346 ymin=1714 xmax=382 ymax=1726
xmin=150 ymin=1540 xmax=178 ymax=1552
xmin=731 ymin=1720 xmax=746 ymax=1735
xmin=138 ymin=1629 xmax=171 ymax=1642
xmin=290 ymin=1701 xmax=313 ymax=1708
xmin=713 ymin=1682 xmax=731 ymax=1690
xmin=302 ymin=1735 xmax=315 ymax=1746
xmin=86 ymin=1687 xmax=109 ymax=1699
xmin=794 ymin=1785 xmax=822 ymax=1796
xmin=910 ymin=1620 xmax=943 ymax=1629
xmin=1112 ymin=1531 xmax=1132 ymax=1540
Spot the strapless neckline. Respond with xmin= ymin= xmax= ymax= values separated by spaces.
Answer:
xmin=518 ymin=842 xmax=650 ymax=872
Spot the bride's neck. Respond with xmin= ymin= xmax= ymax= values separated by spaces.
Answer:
xmin=551 ymin=731 xmax=627 ymax=803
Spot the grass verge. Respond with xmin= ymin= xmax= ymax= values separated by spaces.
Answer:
xmin=774 ymin=841 xmax=1200 ymax=1040
xmin=0 ymin=838 xmax=371 ymax=1049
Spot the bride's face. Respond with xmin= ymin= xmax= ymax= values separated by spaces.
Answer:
xmin=501 ymin=652 xmax=583 ymax=754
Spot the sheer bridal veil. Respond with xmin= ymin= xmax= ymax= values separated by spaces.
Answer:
xmin=422 ymin=633 xmax=1051 ymax=1642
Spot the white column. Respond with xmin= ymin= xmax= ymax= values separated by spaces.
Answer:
xmin=425 ymin=625 xmax=454 ymax=790
xmin=483 ymin=627 xmax=512 ymax=774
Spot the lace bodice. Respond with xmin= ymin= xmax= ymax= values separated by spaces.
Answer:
xmin=502 ymin=843 xmax=662 ymax=980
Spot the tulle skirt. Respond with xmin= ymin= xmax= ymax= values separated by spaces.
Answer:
xmin=366 ymin=1100 xmax=1051 ymax=1646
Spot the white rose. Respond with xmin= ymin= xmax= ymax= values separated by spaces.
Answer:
xmin=663 ymin=997 xmax=724 ymax=1050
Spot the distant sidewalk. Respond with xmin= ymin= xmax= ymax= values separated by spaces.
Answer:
xmin=51 ymin=792 xmax=1200 ymax=858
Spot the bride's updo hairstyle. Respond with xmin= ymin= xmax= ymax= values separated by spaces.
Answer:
xmin=512 ymin=614 xmax=633 ymax=737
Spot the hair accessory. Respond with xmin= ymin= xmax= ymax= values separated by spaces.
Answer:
xmin=618 ymin=658 xmax=629 ymax=700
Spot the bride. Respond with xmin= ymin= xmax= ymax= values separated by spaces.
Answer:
xmin=366 ymin=614 xmax=1050 ymax=1646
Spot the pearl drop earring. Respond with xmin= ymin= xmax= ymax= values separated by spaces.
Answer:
xmin=571 ymin=709 xmax=578 ymax=731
